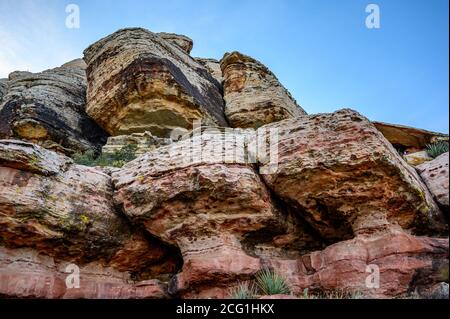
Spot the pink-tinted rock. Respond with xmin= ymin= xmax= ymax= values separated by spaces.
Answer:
xmin=0 ymin=246 xmax=168 ymax=299
xmin=259 ymin=294 xmax=299 ymax=299
xmin=0 ymin=140 xmax=178 ymax=276
xmin=416 ymin=152 xmax=449 ymax=211
xmin=258 ymin=109 xmax=447 ymax=240
xmin=265 ymin=229 xmax=448 ymax=298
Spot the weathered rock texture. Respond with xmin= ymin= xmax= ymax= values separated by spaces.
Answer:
xmin=220 ymin=51 xmax=306 ymax=128
xmin=373 ymin=121 xmax=448 ymax=150
xmin=102 ymin=131 xmax=172 ymax=156
xmin=417 ymin=152 xmax=449 ymax=212
xmin=265 ymin=229 xmax=448 ymax=298
xmin=84 ymin=28 xmax=227 ymax=138
xmin=0 ymin=79 xmax=7 ymax=103
xmin=196 ymin=58 xmax=223 ymax=84
xmin=258 ymin=109 xmax=447 ymax=241
xmin=157 ymin=32 xmax=194 ymax=54
xmin=0 ymin=63 xmax=107 ymax=155
xmin=0 ymin=140 xmax=180 ymax=277
xmin=404 ymin=150 xmax=432 ymax=166
xmin=113 ymin=130 xmax=290 ymax=296
xmin=0 ymin=27 xmax=448 ymax=300
xmin=0 ymin=246 xmax=169 ymax=299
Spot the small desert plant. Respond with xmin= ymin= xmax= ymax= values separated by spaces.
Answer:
xmin=255 ymin=268 xmax=290 ymax=295
xmin=301 ymin=288 xmax=363 ymax=299
xmin=73 ymin=144 xmax=138 ymax=168
xmin=229 ymin=282 xmax=257 ymax=299
xmin=426 ymin=141 xmax=449 ymax=159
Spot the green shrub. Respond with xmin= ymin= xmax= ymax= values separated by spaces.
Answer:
xmin=255 ymin=268 xmax=290 ymax=295
xmin=73 ymin=144 xmax=138 ymax=168
xmin=426 ymin=141 xmax=449 ymax=159
xmin=229 ymin=282 xmax=257 ymax=299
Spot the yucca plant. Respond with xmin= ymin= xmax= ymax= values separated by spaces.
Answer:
xmin=426 ymin=141 xmax=449 ymax=159
xmin=229 ymin=282 xmax=257 ymax=299
xmin=255 ymin=268 xmax=290 ymax=295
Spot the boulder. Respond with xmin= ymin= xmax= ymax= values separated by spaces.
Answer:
xmin=157 ymin=32 xmax=193 ymax=54
xmin=373 ymin=121 xmax=448 ymax=150
xmin=258 ymin=109 xmax=447 ymax=241
xmin=0 ymin=246 xmax=169 ymax=299
xmin=416 ymin=152 xmax=449 ymax=212
xmin=0 ymin=63 xmax=107 ymax=155
xmin=113 ymin=129 xmax=282 ymax=296
xmin=220 ymin=51 xmax=306 ymax=128
xmin=61 ymin=58 xmax=87 ymax=70
xmin=404 ymin=150 xmax=432 ymax=166
xmin=83 ymin=28 xmax=227 ymax=138
xmin=0 ymin=140 xmax=179 ymax=276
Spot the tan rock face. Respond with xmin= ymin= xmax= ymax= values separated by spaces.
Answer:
xmin=157 ymin=32 xmax=194 ymax=54
xmin=84 ymin=28 xmax=227 ymax=138
xmin=113 ymin=130 xmax=282 ymax=296
xmin=258 ymin=109 xmax=447 ymax=241
xmin=266 ymin=229 xmax=448 ymax=298
xmin=220 ymin=51 xmax=306 ymax=128
xmin=102 ymin=131 xmax=172 ymax=156
xmin=0 ymin=246 xmax=169 ymax=299
xmin=0 ymin=140 xmax=179 ymax=276
xmin=404 ymin=150 xmax=432 ymax=166
xmin=373 ymin=121 xmax=448 ymax=150
xmin=417 ymin=152 xmax=449 ymax=211
xmin=0 ymin=64 xmax=108 ymax=155
xmin=196 ymin=58 xmax=223 ymax=84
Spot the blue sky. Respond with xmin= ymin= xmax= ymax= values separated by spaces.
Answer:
xmin=0 ymin=0 xmax=448 ymax=132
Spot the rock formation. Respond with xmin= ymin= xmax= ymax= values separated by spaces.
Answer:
xmin=373 ymin=121 xmax=448 ymax=150
xmin=0 ymin=246 xmax=170 ymax=299
xmin=196 ymin=58 xmax=223 ymax=84
xmin=220 ymin=51 xmax=307 ymax=128
xmin=417 ymin=152 xmax=449 ymax=213
xmin=0 ymin=140 xmax=180 ymax=277
xmin=0 ymin=27 xmax=448 ymax=300
xmin=0 ymin=62 xmax=108 ymax=155
xmin=83 ymin=28 xmax=227 ymax=138
xmin=0 ymin=79 xmax=7 ymax=103
xmin=112 ymin=130 xmax=280 ymax=297
xmin=157 ymin=32 xmax=194 ymax=54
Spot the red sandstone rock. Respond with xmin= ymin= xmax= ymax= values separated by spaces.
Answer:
xmin=0 ymin=140 xmax=177 ymax=276
xmin=416 ymin=152 xmax=449 ymax=212
xmin=258 ymin=109 xmax=447 ymax=240
xmin=0 ymin=246 xmax=168 ymax=299
xmin=265 ymin=229 xmax=448 ymax=298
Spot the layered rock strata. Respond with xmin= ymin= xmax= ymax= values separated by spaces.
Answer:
xmin=220 ymin=51 xmax=306 ymax=128
xmin=417 ymin=152 xmax=449 ymax=213
xmin=84 ymin=28 xmax=227 ymax=138
xmin=0 ymin=140 xmax=179 ymax=276
xmin=0 ymin=63 xmax=107 ymax=155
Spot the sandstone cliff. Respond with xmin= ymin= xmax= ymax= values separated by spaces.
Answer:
xmin=0 ymin=27 xmax=448 ymax=300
